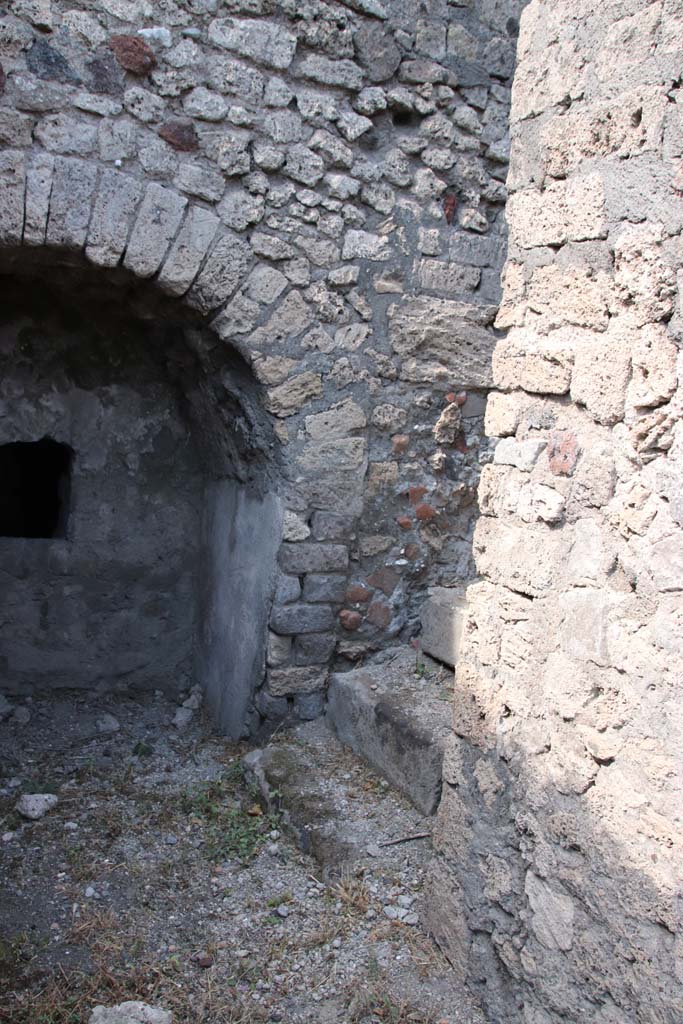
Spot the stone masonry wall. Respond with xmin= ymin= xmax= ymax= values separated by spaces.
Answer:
xmin=0 ymin=276 xmax=203 ymax=695
xmin=0 ymin=0 xmax=523 ymax=727
xmin=427 ymin=2 xmax=683 ymax=1021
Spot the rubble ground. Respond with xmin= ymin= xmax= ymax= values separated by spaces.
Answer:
xmin=0 ymin=687 xmax=484 ymax=1024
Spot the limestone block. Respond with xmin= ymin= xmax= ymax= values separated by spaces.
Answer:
xmin=266 ymin=666 xmax=327 ymax=696
xmin=473 ymin=518 xmax=568 ymax=598
xmin=188 ymin=233 xmax=252 ymax=313
xmin=124 ymin=183 xmax=187 ymax=279
xmin=267 ymin=630 xmax=291 ymax=667
xmin=298 ymin=438 xmax=367 ymax=474
xmin=354 ymin=22 xmax=399 ymax=82
xmin=304 ymin=399 xmax=366 ymax=440
xmin=656 ymin=430 xmax=683 ymax=528
xmin=23 ymin=151 xmax=53 ymax=246
xmin=518 ymin=483 xmax=565 ymax=525
xmin=157 ymin=206 xmax=219 ymax=297
xmin=309 ymin=129 xmax=353 ymax=169
xmin=566 ymin=518 xmax=615 ymax=585
xmin=249 ymin=291 xmax=312 ymax=348
xmin=251 ymin=232 xmax=294 ymax=261
xmin=342 ymin=229 xmax=391 ymax=261
xmin=417 ymin=259 xmax=481 ymax=295
xmin=570 ymin=331 xmax=631 ymax=425
xmin=10 ymin=0 xmax=53 ymax=31
xmin=253 ymin=141 xmax=285 ymax=172
xmin=524 ymin=872 xmax=574 ymax=952
xmin=183 ymin=85 xmax=227 ymax=122
xmin=494 ymin=438 xmax=546 ymax=472
xmin=325 ymin=173 xmax=361 ymax=200
xmin=492 ymin=329 xmax=574 ymax=395
xmin=495 ymin=261 xmax=526 ymax=329
xmin=338 ymin=111 xmax=372 ymax=141
xmin=217 ymin=188 xmax=264 ymax=230
xmin=89 ymin=1002 xmax=171 ymax=1024
xmin=124 ymin=86 xmax=165 ymax=124
xmin=86 ymin=171 xmax=143 ymax=268
xmin=541 ymin=88 xmax=667 ymax=178
xmin=35 ymin=114 xmax=97 ymax=155
xmin=283 ymin=145 xmax=325 ymax=186
xmin=645 ymin=528 xmax=683 ymax=593
xmin=245 ymin=265 xmax=288 ymax=305
xmin=628 ymin=324 xmax=678 ymax=409
xmin=419 ymin=588 xmax=468 ymax=668
xmin=282 ymin=511 xmax=310 ymax=542
xmin=0 ymin=150 xmax=25 ymax=245
xmin=174 ymin=163 xmax=225 ymax=202
xmin=46 ymin=157 xmax=97 ymax=250
xmin=100 ymin=120 xmax=138 ymax=163
xmin=210 ymin=132 xmax=251 ymax=176
xmin=485 ymin=392 xmax=522 ymax=437
xmin=208 ymin=17 xmax=297 ymax=70
xmin=525 ymin=265 xmax=612 ymax=332
xmin=389 ymin=297 xmax=496 ymax=388
xmin=478 ymin=464 xmax=525 ymax=518
xmin=614 ymin=223 xmax=677 ymax=326
xmin=507 ymin=174 xmax=607 ymax=249
xmin=16 ymin=792 xmax=58 ymax=819
xmin=413 ymin=168 xmax=447 ymax=199
xmin=62 ymin=10 xmax=107 ymax=48
xmin=207 ymin=56 xmax=264 ymax=103
xmin=265 ymin=372 xmax=323 ymax=417
xmin=297 ymin=55 xmax=363 ymax=91
xmin=73 ymin=92 xmax=122 ymax=117
xmin=559 ymin=589 xmax=626 ymax=667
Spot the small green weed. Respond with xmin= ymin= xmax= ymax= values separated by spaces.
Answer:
xmin=180 ymin=766 xmax=278 ymax=863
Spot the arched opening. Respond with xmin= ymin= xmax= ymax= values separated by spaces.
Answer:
xmin=0 ymin=249 xmax=282 ymax=739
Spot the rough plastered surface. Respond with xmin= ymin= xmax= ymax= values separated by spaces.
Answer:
xmin=0 ymin=0 xmax=523 ymax=731
xmin=426 ymin=2 xmax=683 ymax=1022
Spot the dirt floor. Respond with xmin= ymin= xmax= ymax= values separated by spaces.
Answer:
xmin=0 ymin=687 xmax=485 ymax=1024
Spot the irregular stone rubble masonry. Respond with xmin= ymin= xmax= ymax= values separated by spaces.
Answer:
xmin=0 ymin=0 xmax=523 ymax=721
xmin=426 ymin=1 xmax=683 ymax=1022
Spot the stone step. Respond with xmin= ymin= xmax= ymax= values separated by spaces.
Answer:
xmin=242 ymin=718 xmax=434 ymax=880
xmin=419 ymin=587 xmax=468 ymax=668
xmin=326 ymin=648 xmax=453 ymax=816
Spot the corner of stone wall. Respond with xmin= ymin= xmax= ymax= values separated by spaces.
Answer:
xmin=427 ymin=2 xmax=683 ymax=1021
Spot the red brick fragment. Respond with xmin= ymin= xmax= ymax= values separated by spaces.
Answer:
xmin=367 ymin=600 xmax=391 ymax=629
xmin=367 ymin=566 xmax=399 ymax=597
xmin=403 ymin=543 xmax=420 ymax=561
xmin=345 ymin=583 xmax=372 ymax=604
xmin=415 ymin=503 xmax=437 ymax=522
xmin=548 ymin=430 xmax=579 ymax=476
xmin=159 ymin=120 xmax=199 ymax=152
xmin=408 ymin=485 xmax=428 ymax=505
xmin=396 ymin=515 xmax=412 ymax=530
xmin=443 ymin=192 xmax=457 ymax=224
xmin=392 ymin=434 xmax=409 ymax=455
xmin=339 ymin=609 xmax=363 ymax=631
xmin=109 ymin=34 xmax=157 ymax=75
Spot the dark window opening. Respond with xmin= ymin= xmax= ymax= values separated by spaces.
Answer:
xmin=0 ymin=438 xmax=73 ymax=539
